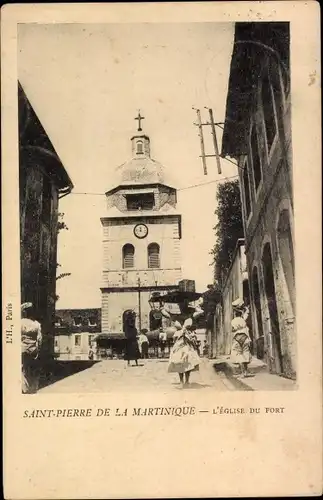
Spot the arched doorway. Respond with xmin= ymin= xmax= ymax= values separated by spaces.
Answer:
xmin=277 ymin=209 xmax=295 ymax=314
xmin=252 ymin=267 xmax=264 ymax=359
xmin=262 ymin=242 xmax=283 ymax=373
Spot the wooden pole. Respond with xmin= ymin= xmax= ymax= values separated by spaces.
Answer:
xmin=208 ymin=108 xmax=222 ymax=174
xmin=195 ymin=109 xmax=208 ymax=175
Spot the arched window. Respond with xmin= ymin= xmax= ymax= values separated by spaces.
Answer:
xmin=243 ymin=159 xmax=251 ymax=218
xmin=148 ymin=243 xmax=160 ymax=268
xmin=122 ymin=244 xmax=135 ymax=268
xmin=250 ymin=124 xmax=262 ymax=190
xmin=261 ymin=71 xmax=277 ymax=153
xmin=136 ymin=141 xmax=143 ymax=154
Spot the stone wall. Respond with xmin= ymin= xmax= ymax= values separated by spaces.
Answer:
xmin=237 ymin=60 xmax=295 ymax=378
xmin=102 ymin=215 xmax=181 ymax=287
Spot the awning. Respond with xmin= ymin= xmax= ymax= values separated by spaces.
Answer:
xmin=94 ymin=333 xmax=126 ymax=341
xmin=150 ymin=290 xmax=202 ymax=304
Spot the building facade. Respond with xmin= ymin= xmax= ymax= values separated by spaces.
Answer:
xmin=54 ymin=309 xmax=101 ymax=360
xmin=101 ymin=121 xmax=182 ymax=335
xmin=214 ymin=239 xmax=249 ymax=357
xmin=19 ymin=82 xmax=73 ymax=358
xmin=221 ymin=23 xmax=295 ymax=378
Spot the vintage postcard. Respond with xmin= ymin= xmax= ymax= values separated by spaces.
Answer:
xmin=2 ymin=2 xmax=322 ymax=498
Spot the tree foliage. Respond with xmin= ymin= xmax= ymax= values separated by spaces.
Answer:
xmin=210 ymin=179 xmax=244 ymax=288
xmin=55 ymin=212 xmax=70 ymax=302
xmin=57 ymin=212 xmax=68 ymax=233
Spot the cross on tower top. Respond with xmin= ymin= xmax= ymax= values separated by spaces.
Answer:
xmin=135 ymin=110 xmax=145 ymax=132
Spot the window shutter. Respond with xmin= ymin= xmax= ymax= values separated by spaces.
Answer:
xmin=148 ymin=244 xmax=160 ymax=268
xmin=123 ymin=244 xmax=135 ymax=268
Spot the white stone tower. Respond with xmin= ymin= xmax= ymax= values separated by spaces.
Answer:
xmin=100 ymin=113 xmax=182 ymax=335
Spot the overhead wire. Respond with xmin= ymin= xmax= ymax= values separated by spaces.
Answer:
xmin=62 ymin=173 xmax=239 ymax=197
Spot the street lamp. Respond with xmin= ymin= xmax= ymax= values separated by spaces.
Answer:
xmin=148 ymin=292 xmax=164 ymax=331
xmin=148 ymin=292 xmax=163 ymax=310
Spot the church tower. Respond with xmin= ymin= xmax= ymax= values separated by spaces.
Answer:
xmin=100 ymin=113 xmax=182 ymax=335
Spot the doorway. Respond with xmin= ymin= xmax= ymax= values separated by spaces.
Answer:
xmin=262 ymin=242 xmax=283 ymax=373
xmin=252 ymin=267 xmax=264 ymax=359
xmin=277 ymin=209 xmax=295 ymax=314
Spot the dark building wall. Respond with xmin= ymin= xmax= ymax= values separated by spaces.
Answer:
xmin=19 ymin=82 xmax=73 ymax=358
xmin=221 ymin=23 xmax=295 ymax=379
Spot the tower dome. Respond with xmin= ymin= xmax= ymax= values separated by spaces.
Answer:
xmin=115 ymin=156 xmax=171 ymax=187
xmin=107 ymin=113 xmax=176 ymax=194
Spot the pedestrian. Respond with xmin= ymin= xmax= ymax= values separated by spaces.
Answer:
xmin=123 ymin=309 xmax=140 ymax=367
xmin=202 ymin=284 xmax=218 ymax=341
xmin=137 ymin=329 xmax=149 ymax=359
xmin=158 ymin=327 xmax=167 ymax=358
xmin=203 ymin=340 xmax=209 ymax=357
xmin=88 ymin=347 xmax=94 ymax=361
xmin=168 ymin=321 xmax=200 ymax=387
xmin=230 ymin=299 xmax=252 ymax=377
xmin=21 ymin=302 xmax=42 ymax=394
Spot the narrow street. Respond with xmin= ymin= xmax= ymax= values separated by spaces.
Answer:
xmin=39 ymin=358 xmax=235 ymax=393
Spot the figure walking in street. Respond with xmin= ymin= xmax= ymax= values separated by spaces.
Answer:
xmin=168 ymin=321 xmax=200 ymax=386
xmin=203 ymin=340 xmax=209 ymax=357
xmin=158 ymin=327 xmax=167 ymax=358
xmin=230 ymin=299 xmax=252 ymax=377
xmin=157 ymin=296 xmax=204 ymax=386
xmin=137 ymin=328 xmax=149 ymax=359
xmin=21 ymin=302 xmax=42 ymax=394
xmin=123 ymin=309 xmax=141 ymax=367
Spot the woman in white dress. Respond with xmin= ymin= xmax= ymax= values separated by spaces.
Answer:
xmin=168 ymin=320 xmax=201 ymax=386
xmin=161 ymin=300 xmax=204 ymax=386
xmin=230 ymin=300 xmax=252 ymax=377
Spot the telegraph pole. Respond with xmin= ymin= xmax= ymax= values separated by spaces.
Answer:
xmin=208 ymin=108 xmax=222 ymax=175
xmin=193 ymin=107 xmax=207 ymax=175
xmin=193 ymin=107 xmax=225 ymax=175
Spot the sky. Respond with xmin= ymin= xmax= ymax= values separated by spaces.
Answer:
xmin=18 ymin=22 xmax=238 ymax=308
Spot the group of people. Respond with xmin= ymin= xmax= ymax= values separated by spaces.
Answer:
xmin=137 ymin=328 xmax=166 ymax=359
xmin=20 ymin=293 xmax=254 ymax=394
xmin=122 ymin=303 xmax=204 ymax=386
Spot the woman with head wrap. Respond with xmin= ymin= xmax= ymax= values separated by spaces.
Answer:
xmin=21 ymin=302 xmax=42 ymax=394
xmin=230 ymin=299 xmax=252 ymax=377
xmin=160 ymin=299 xmax=204 ymax=387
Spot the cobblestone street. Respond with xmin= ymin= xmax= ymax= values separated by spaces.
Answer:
xmin=39 ymin=358 xmax=235 ymax=393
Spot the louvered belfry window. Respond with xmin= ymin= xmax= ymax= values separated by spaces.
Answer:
xmin=148 ymin=243 xmax=160 ymax=268
xmin=123 ymin=244 xmax=135 ymax=268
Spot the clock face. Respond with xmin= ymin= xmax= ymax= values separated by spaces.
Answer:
xmin=133 ymin=223 xmax=148 ymax=239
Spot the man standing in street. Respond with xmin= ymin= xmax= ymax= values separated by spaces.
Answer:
xmin=158 ymin=327 xmax=167 ymax=358
xmin=137 ymin=329 xmax=149 ymax=359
